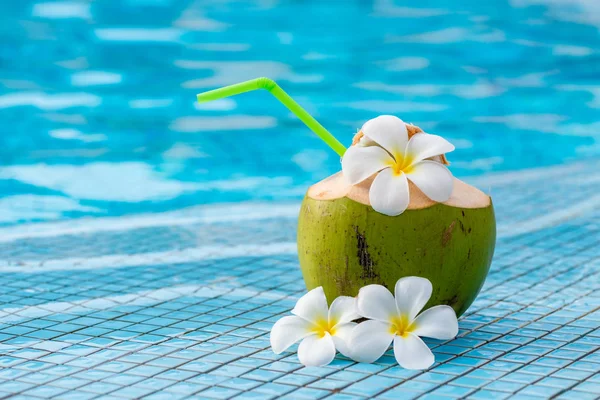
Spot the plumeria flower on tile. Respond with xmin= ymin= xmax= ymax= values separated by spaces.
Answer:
xmin=342 ymin=115 xmax=455 ymax=216
xmin=349 ymin=276 xmax=458 ymax=370
xmin=270 ymin=287 xmax=359 ymax=366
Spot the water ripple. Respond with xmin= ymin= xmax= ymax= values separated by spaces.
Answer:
xmin=1 ymin=0 xmax=599 ymax=223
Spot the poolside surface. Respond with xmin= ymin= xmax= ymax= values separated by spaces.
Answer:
xmin=1 ymin=0 xmax=600 ymax=399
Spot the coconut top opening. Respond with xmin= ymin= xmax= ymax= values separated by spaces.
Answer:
xmin=307 ymin=172 xmax=491 ymax=210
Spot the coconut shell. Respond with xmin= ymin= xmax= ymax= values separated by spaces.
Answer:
xmin=297 ymin=173 xmax=496 ymax=316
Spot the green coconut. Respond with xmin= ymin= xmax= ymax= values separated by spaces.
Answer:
xmin=297 ymin=172 xmax=496 ymax=317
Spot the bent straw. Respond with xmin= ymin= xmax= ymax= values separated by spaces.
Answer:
xmin=196 ymin=77 xmax=347 ymax=156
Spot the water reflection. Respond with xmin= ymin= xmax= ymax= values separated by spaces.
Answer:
xmin=0 ymin=0 xmax=599 ymax=224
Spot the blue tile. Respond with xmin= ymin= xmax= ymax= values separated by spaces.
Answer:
xmin=79 ymin=381 xmax=121 ymax=394
xmin=419 ymin=394 xmax=463 ymax=400
xmin=435 ymin=345 xmax=470 ymax=355
xmin=274 ymin=373 xmax=316 ymax=387
xmin=449 ymin=356 xmax=488 ymax=368
xmin=123 ymin=365 xmax=166 ymax=377
xmin=552 ymin=368 xmax=595 ymax=381
xmin=219 ymin=378 xmax=262 ymax=391
xmin=574 ymin=382 xmax=600 ymax=394
xmin=142 ymin=392 xmax=186 ymax=400
xmin=430 ymin=363 xmax=473 ymax=375
xmin=2 ymin=136 xmax=600 ymax=400
xmin=378 ymin=366 xmax=421 ymax=379
xmin=73 ymin=369 xmax=113 ymax=381
xmin=19 ymin=372 xmax=56 ymax=384
xmin=308 ymin=378 xmax=349 ymax=390
xmin=536 ymin=377 xmax=577 ymax=389
xmin=467 ymin=390 xmax=511 ymax=400
xmin=241 ymin=369 xmax=285 ymax=382
xmin=261 ymin=361 xmax=302 ymax=374
xmin=293 ymin=366 xmax=336 ymax=377
xmin=211 ymin=364 xmax=252 ymax=377
xmin=0 ymin=381 xmax=35 ymax=394
xmin=279 ymin=387 xmax=329 ymax=399
xmin=110 ymin=386 xmax=155 ymax=398
xmin=394 ymin=380 xmax=437 ymax=392
xmin=253 ymin=383 xmax=295 ymax=396
xmin=324 ymin=395 xmax=364 ymax=400
xmin=14 ymin=360 xmax=52 ymax=371
xmin=570 ymin=361 xmax=600 ymax=372
xmin=498 ymin=352 xmax=537 ymax=363
xmin=557 ymin=392 xmax=599 ymax=400
xmin=531 ymin=357 xmax=571 ymax=368
xmin=0 ymin=369 xmax=28 ymax=380
xmin=485 ymin=380 xmax=527 ymax=393
xmin=348 ymin=357 xmax=394 ymax=371
xmin=46 ymin=377 xmax=90 ymax=390
xmin=482 ymin=360 xmax=523 ymax=373
xmin=188 ymin=373 xmax=229 ymax=386
xmin=136 ymin=377 xmax=173 ymax=390
xmin=378 ymin=388 xmax=422 ymax=400
xmin=433 ymin=384 xmax=475 ymax=397
xmin=500 ymin=372 xmax=541 ymax=384
xmin=0 ymin=356 xmax=25 ymax=367
xmin=326 ymin=370 xmax=369 ymax=382
xmin=57 ymin=391 xmax=97 ymax=400
xmin=164 ymin=382 xmax=207 ymax=395
xmin=462 ymin=349 xmax=500 ymax=362
xmin=519 ymin=384 xmax=563 ymax=397
xmin=452 ymin=376 xmax=488 ymax=388
xmin=155 ymin=369 xmax=197 ymax=381
xmin=102 ymin=374 xmax=145 ymax=386
xmin=465 ymin=369 xmax=506 ymax=380
xmin=22 ymin=386 xmax=68 ymax=398
xmin=179 ymin=360 xmax=219 ymax=373
xmin=344 ymin=375 xmax=400 ymax=397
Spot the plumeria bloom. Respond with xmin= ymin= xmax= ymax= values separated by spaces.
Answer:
xmin=342 ymin=115 xmax=455 ymax=216
xmin=350 ymin=277 xmax=458 ymax=370
xmin=270 ymin=287 xmax=359 ymax=367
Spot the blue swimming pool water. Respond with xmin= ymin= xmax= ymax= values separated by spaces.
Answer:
xmin=1 ymin=2 xmax=600 ymax=399
xmin=1 ymin=0 xmax=599 ymax=225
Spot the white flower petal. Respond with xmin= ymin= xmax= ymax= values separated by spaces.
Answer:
xmin=406 ymin=160 xmax=454 ymax=202
xmin=362 ymin=115 xmax=409 ymax=159
xmin=349 ymin=320 xmax=394 ymax=363
xmin=412 ymin=305 xmax=458 ymax=340
xmin=395 ymin=276 xmax=433 ymax=322
xmin=369 ymin=168 xmax=410 ymax=216
xmin=358 ymin=135 xmax=377 ymax=147
xmin=393 ymin=333 xmax=435 ymax=370
xmin=332 ymin=322 xmax=356 ymax=359
xmin=357 ymin=284 xmax=397 ymax=321
xmin=292 ymin=286 xmax=329 ymax=323
xmin=341 ymin=145 xmax=392 ymax=185
xmin=297 ymin=333 xmax=336 ymax=367
xmin=405 ymin=133 xmax=455 ymax=164
xmin=329 ymin=296 xmax=359 ymax=326
xmin=270 ymin=316 xmax=314 ymax=354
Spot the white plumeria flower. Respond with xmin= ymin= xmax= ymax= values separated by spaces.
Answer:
xmin=342 ymin=115 xmax=455 ymax=216
xmin=270 ymin=287 xmax=359 ymax=367
xmin=350 ymin=277 xmax=458 ymax=370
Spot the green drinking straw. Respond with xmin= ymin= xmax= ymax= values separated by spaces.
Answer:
xmin=196 ymin=77 xmax=347 ymax=156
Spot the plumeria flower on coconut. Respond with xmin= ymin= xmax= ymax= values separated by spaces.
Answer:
xmin=270 ymin=287 xmax=359 ymax=366
xmin=342 ymin=115 xmax=455 ymax=216
xmin=350 ymin=276 xmax=458 ymax=370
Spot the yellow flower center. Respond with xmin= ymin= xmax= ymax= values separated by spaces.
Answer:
xmin=389 ymin=314 xmax=414 ymax=338
xmin=387 ymin=153 xmax=415 ymax=176
xmin=312 ymin=318 xmax=337 ymax=338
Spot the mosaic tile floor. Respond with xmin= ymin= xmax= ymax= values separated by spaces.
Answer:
xmin=0 ymin=160 xmax=599 ymax=400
